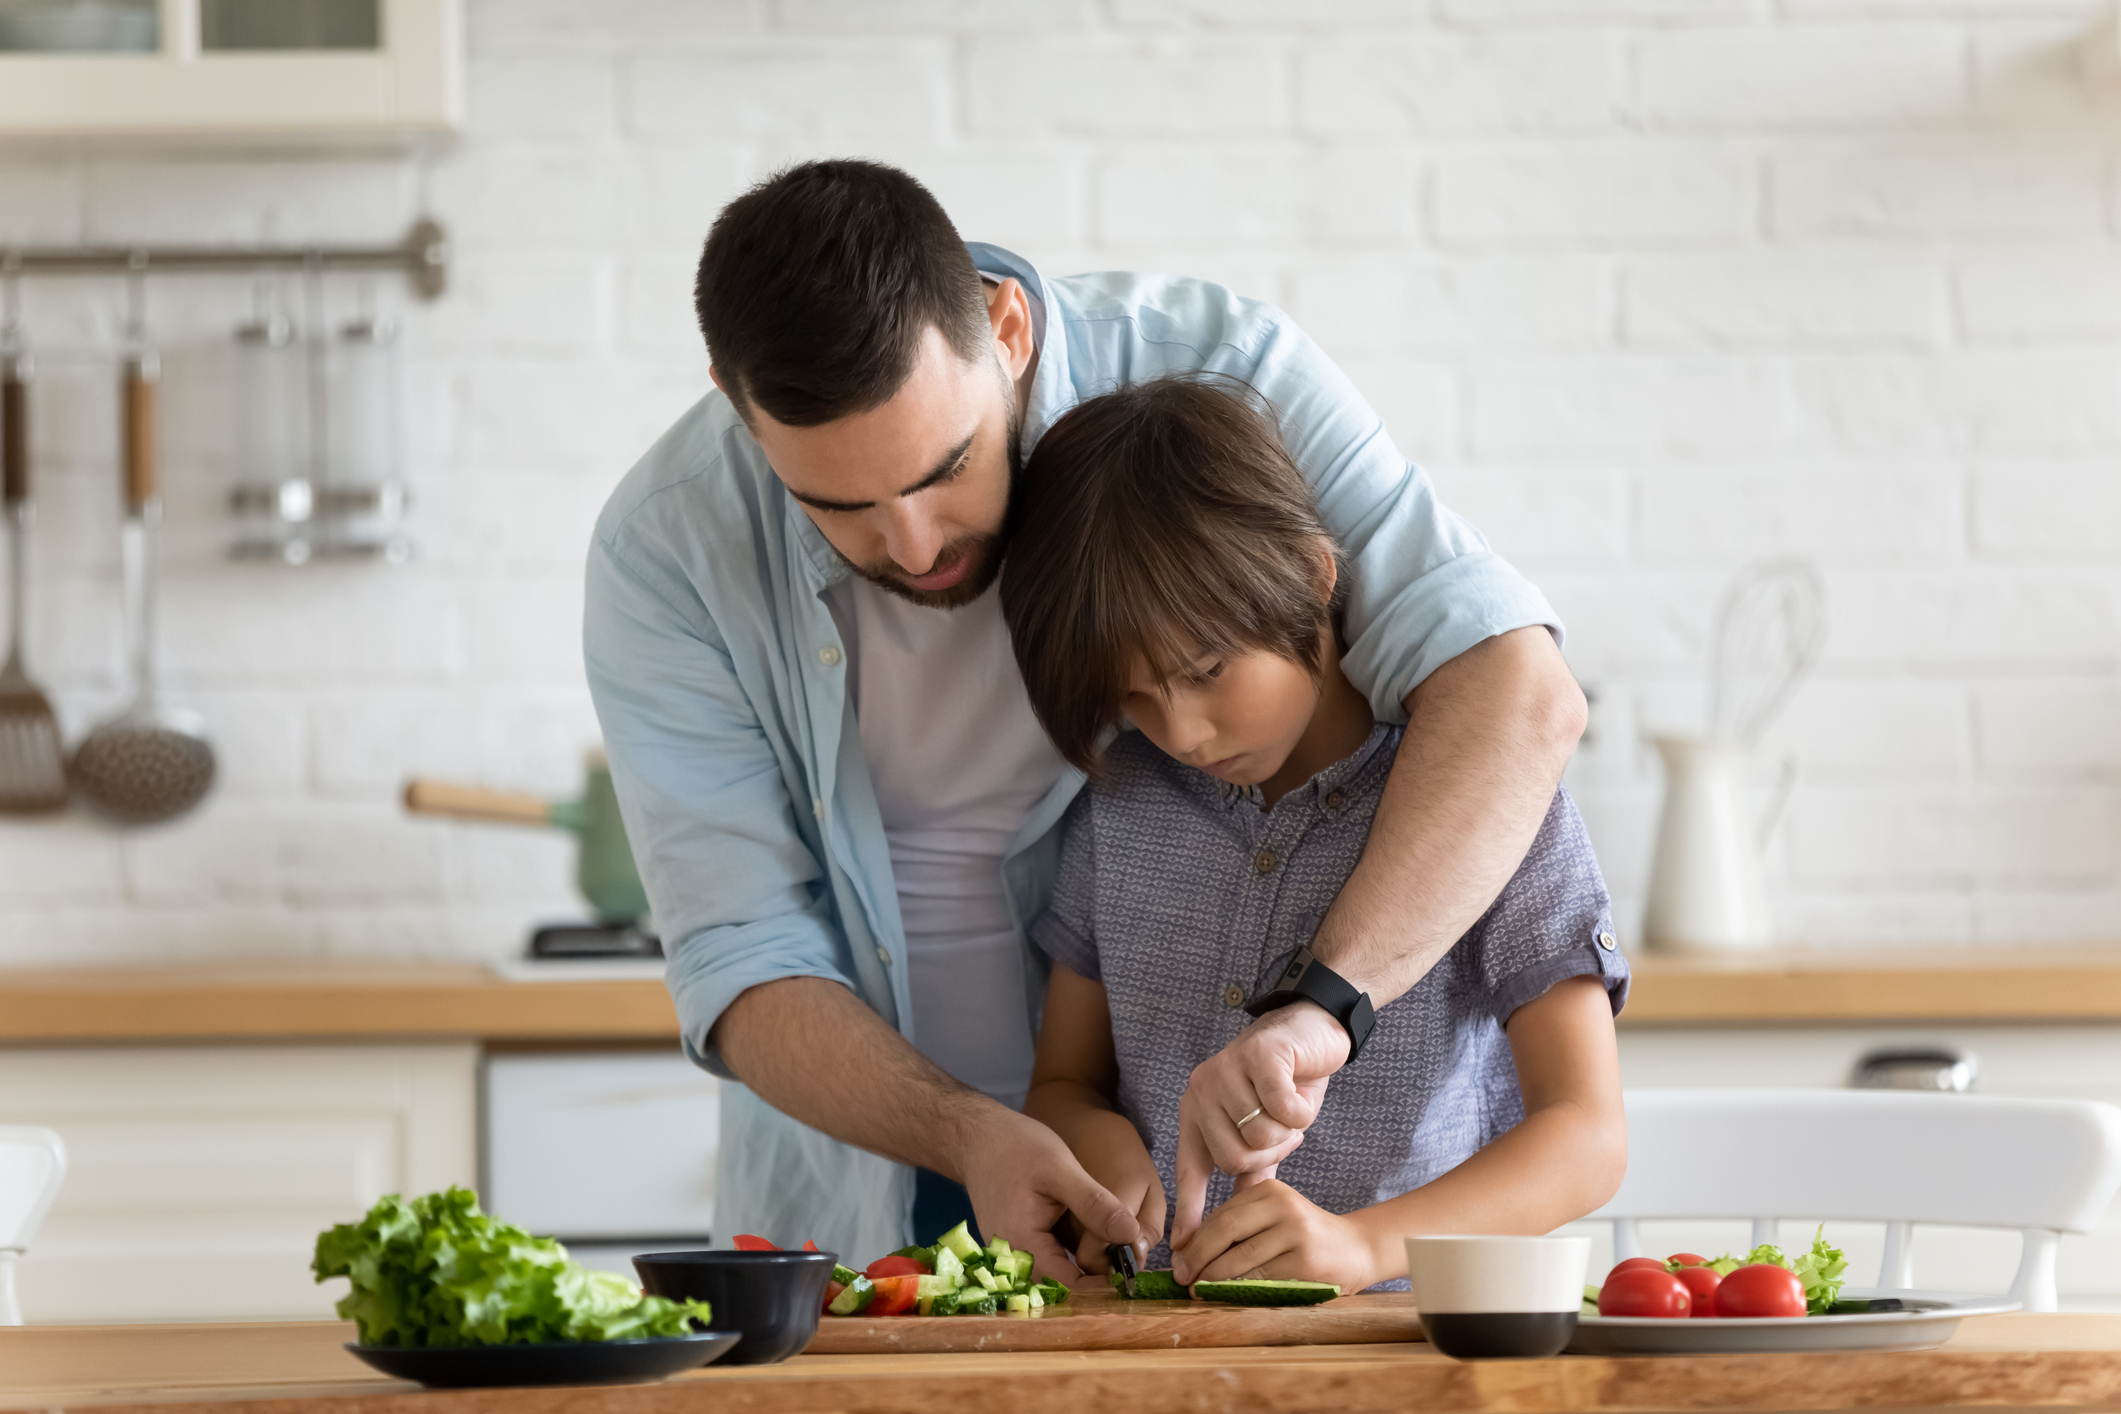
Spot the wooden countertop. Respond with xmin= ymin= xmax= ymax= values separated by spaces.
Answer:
xmin=0 ymin=963 xmax=678 ymax=1045
xmin=6 ymin=1314 xmax=2120 ymax=1412
xmin=1620 ymin=946 xmax=2121 ymax=1027
xmin=8 ymin=947 xmax=2121 ymax=1045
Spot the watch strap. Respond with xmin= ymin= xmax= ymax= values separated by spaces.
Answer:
xmin=1243 ymin=946 xmax=1377 ymax=1063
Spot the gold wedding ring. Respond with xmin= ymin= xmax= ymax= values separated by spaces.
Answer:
xmin=1235 ymin=1106 xmax=1264 ymax=1129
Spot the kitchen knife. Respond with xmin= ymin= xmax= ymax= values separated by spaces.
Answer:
xmin=1106 ymin=1242 xmax=1138 ymax=1299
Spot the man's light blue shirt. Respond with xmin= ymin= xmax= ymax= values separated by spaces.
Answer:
xmin=582 ymin=244 xmax=1561 ymax=1260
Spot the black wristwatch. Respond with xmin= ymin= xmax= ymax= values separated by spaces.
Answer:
xmin=1243 ymin=945 xmax=1376 ymax=1063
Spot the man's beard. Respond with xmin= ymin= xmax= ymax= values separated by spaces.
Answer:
xmin=842 ymin=377 xmax=1025 ymax=612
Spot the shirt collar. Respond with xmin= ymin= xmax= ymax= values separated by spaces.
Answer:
xmin=1214 ymin=722 xmax=1399 ymax=816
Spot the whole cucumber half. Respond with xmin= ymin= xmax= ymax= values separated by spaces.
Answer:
xmin=1192 ymin=1279 xmax=1341 ymax=1306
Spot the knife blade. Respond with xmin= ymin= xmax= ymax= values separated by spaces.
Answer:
xmin=1106 ymin=1242 xmax=1139 ymax=1298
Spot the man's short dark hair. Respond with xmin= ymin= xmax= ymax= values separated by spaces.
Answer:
xmin=695 ymin=159 xmax=993 ymax=427
xmin=1000 ymin=375 xmax=1343 ymax=775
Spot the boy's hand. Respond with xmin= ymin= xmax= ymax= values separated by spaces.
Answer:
xmin=1069 ymin=1127 xmax=1167 ymax=1275
xmin=1168 ymin=1178 xmax=1379 ymax=1293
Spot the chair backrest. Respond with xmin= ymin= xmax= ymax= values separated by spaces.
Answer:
xmin=0 ymin=1127 xmax=67 ymax=1326
xmin=1591 ymin=1090 xmax=2121 ymax=1311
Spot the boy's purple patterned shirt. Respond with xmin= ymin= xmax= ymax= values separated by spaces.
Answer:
xmin=1029 ymin=723 xmax=1627 ymax=1282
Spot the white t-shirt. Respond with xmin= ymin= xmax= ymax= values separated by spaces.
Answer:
xmin=850 ymin=579 xmax=1067 ymax=1112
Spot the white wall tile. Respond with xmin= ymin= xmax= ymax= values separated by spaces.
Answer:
xmin=967 ymin=39 xmax=1290 ymax=138
xmin=1434 ymin=147 xmax=1756 ymax=246
xmin=1633 ymin=26 xmax=1969 ymax=130
xmin=1297 ymin=34 xmax=1625 ymax=136
xmin=1625 ymin=255 xmax=1944 ymax=348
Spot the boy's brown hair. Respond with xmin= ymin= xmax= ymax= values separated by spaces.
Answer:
xmin=1000 ymin=374 xmax=1340 ymax=774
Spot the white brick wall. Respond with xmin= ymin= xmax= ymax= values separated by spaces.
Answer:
xmin=1 ymin=0 xmax=2117 ymax=966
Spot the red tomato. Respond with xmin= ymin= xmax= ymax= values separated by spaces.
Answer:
xmin=803 ymin=1240 xmax=822 ymax=1253
xmin=1713 ymin=1264 xmax=1807 ymax=1319
xmin=1667 ymin=1252 xmax=1708 ymax=1268
xmin=822 ymin=1280 xmax=845 ymax=1312
xmin=1597 ymin=1268 xmax=1692 ymax=1319
xmin=1606 ymin=1257 xmax=1670 ymax=1281
xmin=733 ymin=1234 xmax=779 ymax=1251
xmin=1671 ymin=1264 xmax=1722 ymax=1317
xmin=865 ymin=1254 xmax=930 ymax=1280
xmin=867 ymin=1275 xmax=920 ymax=1316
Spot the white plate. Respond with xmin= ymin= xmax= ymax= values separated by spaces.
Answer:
xmin=1566 ymin=1288 xmax=2019 ymax=1355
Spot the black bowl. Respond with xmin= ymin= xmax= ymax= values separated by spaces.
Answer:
xmin=634 ymin=1249 xmax=839 ymax=1365
xmin=346 ymin=1331 xmax=739 ymax=1388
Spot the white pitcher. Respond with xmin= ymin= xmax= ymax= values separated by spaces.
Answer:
xmin=1641 ymin=735 xmax=1798 ymax=954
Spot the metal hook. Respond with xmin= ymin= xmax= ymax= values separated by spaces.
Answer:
xmin=123 ymin=249 xmax=148 ymax=345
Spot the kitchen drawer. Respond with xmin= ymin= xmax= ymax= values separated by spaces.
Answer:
xmin=1557 ymin=1026 xmax=2121 ymax=1308
xmin=482 ymin=1050 xmax=717 ymax=1249
xmin=0 ymin=1043 xmax=475 ymax=1324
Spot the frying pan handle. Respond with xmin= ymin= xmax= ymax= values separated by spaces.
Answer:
xmin=123 ymin=357 xmax=156 ymax=513
xmin=2 ymin=361 xmax=24 ymax=509
xmin=403 ymin=779 xmax=555 ymax=828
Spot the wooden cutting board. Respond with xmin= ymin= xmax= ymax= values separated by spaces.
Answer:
xmin=802 ymin=1282 xmax=1425 ymax=1354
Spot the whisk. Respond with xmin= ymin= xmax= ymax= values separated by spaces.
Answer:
xmin=0 ymin=264 xmax=67 ymax=814
xmin=1706 ymin=559 xmax=1826 ymax=747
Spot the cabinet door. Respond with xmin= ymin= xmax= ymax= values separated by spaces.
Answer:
xmin=0 ymin=1043 xmax=475 ymax=1323
xmin=0 ymin=0 xmax=462 ymax=137
xmin=1595 ymin=1026 xmax=2121 ymax=1307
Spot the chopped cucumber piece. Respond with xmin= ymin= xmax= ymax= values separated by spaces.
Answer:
xmin=934 ymin=1247 xmax=964 ymax=1284
xmin=827 ymin=1276 xmax=874 ymax=1316
xmin=1005 ymin=1294 xmax=1031 ymax=1313
xmin=1192 ymin=1279 xmax=1341 ymax=1307
xmin=986 ymin=1237 xmax=1012 ymax=1257
xmin=972 ymin=1266 xmax=1000 ymax=1292
xmin=1033 ymin=1278 xmax=1072 ymax=1306
xmin=956 ymin=1293 xmax=999 ymax=1316
xmin=1002 ymin=1250 xmax=1035 ymax=1284
xmin=935 ymin=1221 xmax=982 ymax=1261
xmin=915 ymin=1272 xmax=960 ymax=1300
xmin=829 ymin=1264 xmax=861 ymax=1288
xmin=921 ymin=1290 xmax=961 ymax=1317
xmin=1027 ymin=1287 xmax=1043 ymax=1309
xmin=893 ymin=1243 xmax=939 ymax=1268
xmin=1110 ymin=1269 xmax=1189 ymax=1301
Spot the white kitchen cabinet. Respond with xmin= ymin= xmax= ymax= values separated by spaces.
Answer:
xmin=0 ymin=1042 xmax=476 ymax=1323
xmin=1556 ymin=1026 xmax=2121 ymax=1310
xmin=0 ymin=0 xmax=461 ymax=139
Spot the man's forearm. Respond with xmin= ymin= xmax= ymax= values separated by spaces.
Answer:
xmin=1315 ymin=626 xmax=1585 ymax=1005
xmin=710 ymin=975 xmax=997 ymax=1182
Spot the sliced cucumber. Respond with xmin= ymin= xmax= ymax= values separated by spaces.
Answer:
xmin=920 ymin=1290 xmax=961 ymax=1317
xmin=829 ymin=1264 xmax=861 ymax=1288
xmin=1111 ymin=1269 xmax=1190 ymax=1301
xmin=935 ymin=1220 xmax=982 ymax=1261
xmin=956 ymin=1292 xmax=999 ymax=1316
xmin=1034 ymin=1278 xmax=1071 ymax=1306
xmin=1005 ymin=1294 xmax=1031 ymax=1313
xmin=972 ymin=1266 xmax=1000 ymax=1292
xmin=1192 ymin=1279 xmax=1341 ymax=1307
xmin=933 ymin=1246 xmax=964 ymax=1284
xmin=827 ymin=1276 xmax=874 ymax=1316
xmin=986 ymin=1237 xmax=1013 ymax=1258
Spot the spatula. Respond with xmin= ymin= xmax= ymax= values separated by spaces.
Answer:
xmin=0 ymin=306 xmax=67 ymax=814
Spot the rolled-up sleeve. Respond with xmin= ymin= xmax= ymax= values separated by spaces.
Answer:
xmin=1233 ymin=314 xmax=1562 ymax=723
xmin=584 ymin=532 xmax=856 ymax=1077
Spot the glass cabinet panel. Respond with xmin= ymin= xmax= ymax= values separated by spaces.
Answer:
xmin=0 ymin=0 xmax=158 ymax=53
xmin=200 ymin=0 xmax=378 ymax=51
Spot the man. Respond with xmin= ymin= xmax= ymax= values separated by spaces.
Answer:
xmin=584 ymin=160 xmax=1585 ymax=1278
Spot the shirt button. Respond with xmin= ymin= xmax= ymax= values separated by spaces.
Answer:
xmin=1254 ymin=849 xmax=1278 ymax=874
xmin=1597 ymin=931 xmax=1618 ymax=952
xmin=1325 ymin=790 xmax=1346 ymax=812
xmin=1223 ymin=984 xmax=1246 ymax=1008
xmin=876 ymin=946 xmax=892 ymax=966
xmin=818 ymin=645 xmax=842 ymax=666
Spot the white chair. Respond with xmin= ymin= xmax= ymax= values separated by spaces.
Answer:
xmin=0 ymin=1127 xmax=66 ymax=1326
xmin=1591 ymin=1090 xmax=2121 ymax=1312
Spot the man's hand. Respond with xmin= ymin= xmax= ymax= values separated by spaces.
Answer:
xmin=1169 ymin=1003 xmax=1344 ymax=1252
xmin=1059 ymin=1115 xmax=1166 ymax=1275
xmin=1170 ymin=1179 xmax=1381 ymax=1293
xmin=950 ymin=1105 xmax=1143 ymax=1285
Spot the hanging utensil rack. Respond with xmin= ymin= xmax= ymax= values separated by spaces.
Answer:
xmin=0 ymin=218 xmax=449 ymax=300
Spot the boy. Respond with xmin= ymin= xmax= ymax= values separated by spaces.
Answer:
xmin=1000 ymin=377 xmax=1629 ymax=1292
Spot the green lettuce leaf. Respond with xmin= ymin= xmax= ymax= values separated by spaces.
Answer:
xmin=312 ymin=1187 xmax=710 ymax=1346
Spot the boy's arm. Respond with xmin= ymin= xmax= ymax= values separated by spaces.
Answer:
xmin=1171 ymin=975 xmax=1626 ymax=1290
xmin=1024 ymin=965 xmax=1168 ymax=1273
